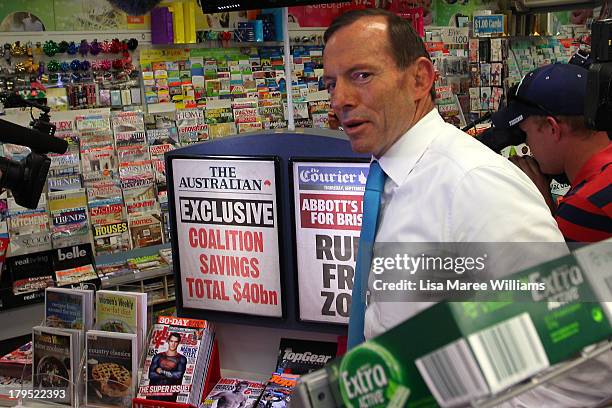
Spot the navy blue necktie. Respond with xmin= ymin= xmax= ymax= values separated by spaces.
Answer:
xmin=347 ymin=160 xmax=386 ymax=349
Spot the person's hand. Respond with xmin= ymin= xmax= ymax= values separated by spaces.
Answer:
xmin=155 ymin=367 xmax=162 ymax=374
xmin=508 ymin=155 xmax=557 ymax=213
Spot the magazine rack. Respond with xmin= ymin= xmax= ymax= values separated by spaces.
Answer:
xmin=16 ymin=309 xmax=152 ymax=408
xmin=131 ymin=341 xmax=221 ymax=408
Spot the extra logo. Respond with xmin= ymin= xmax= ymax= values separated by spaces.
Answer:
xmin=339 ymin=342 xmax=410 ymax=408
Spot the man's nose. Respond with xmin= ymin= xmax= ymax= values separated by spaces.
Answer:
xmin=330 ymin=79 xmax=356 ymax=112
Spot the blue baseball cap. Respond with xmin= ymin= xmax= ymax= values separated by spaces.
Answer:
xmin=492 ymin=63 xmax=588 ymax=130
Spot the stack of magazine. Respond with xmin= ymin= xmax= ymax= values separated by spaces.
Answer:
xmin=32 ymin=326 xmax=81 ymax=405
xmin=85 ymin=330 xmax=138 ymax=407
xmin=95 ymin=290 xmax=148 ymax=356
xmin=87 ymin=289 xmax=146 ymax=407
xmin=255 ymin=372 xmax=299 ymax=408
xmin=201 ymin=378 xmax=265 ymax=408
xmin=32 ymin=287 xmax=96 ymax=405
xmin=137 ymin=316 xmax=215 ymax=405
xmin=31 ymin=288 xmax=145 ymax=407
xmin=0 ymin=341 xmax=32 ymax=380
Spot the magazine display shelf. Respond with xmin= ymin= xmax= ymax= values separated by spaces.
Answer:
xmin=15 ymin=310 xmax=155 ymax=408
xmin=15 ymin=327 xmax=87 ymax=408
xmin=131 ymin=341 xmax=221 ymax=408
xmin=0 ymin=243 xmax=172 ymax=316
xmin=0 ymin=244 xmax=174 ymax=344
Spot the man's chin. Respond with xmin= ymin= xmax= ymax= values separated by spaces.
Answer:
xmin=348 ymin=139 xmax=372 ymax=154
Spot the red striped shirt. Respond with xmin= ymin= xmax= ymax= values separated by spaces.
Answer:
xmin=555 ymin=143 xmax=612 ymax=242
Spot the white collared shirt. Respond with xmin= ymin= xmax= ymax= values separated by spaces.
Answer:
xmin=364 ymin=109 xmax=567 ymax=339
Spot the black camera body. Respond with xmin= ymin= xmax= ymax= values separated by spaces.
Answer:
xmin=585 ymin=19 xmax=612 ymax=131
xmin=0 ymin=97 xmax=67 ymax=209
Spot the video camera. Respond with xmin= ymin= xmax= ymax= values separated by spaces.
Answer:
xmin=472 ymin=19 xmax=612 ymax=153
xmin=0 ymin=95 xmax=68 ymax=209
xmin=584 ymin=19 xmax=612 ymax=131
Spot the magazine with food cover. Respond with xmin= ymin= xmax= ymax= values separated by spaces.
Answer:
xmin=96 ymin=291 xmax=137 ymax=333
xmin=137 ymin=316 xmax=214 ymax=405
xmin=46 ymin=287 xmax=94 ymax=330
xmin=44 ymin=287 xmax=86 ymax=330
xmin=201 ymin=378 xmax=265 ymax=408
xmin=96 ymin=291 xmax=147 ymax=355
xmin=86 ymin=331 xmax=138 ymax=408
xmin=32 ymin=326 xmax=77 ymax=405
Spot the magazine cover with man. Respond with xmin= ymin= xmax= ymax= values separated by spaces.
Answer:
xmin=201 ymin=378 xmax=264 ymax=408
xmin=137 ymin=317 xmax=213 ymax=405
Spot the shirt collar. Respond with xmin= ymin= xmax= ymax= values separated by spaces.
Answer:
xmin=377 ymin=108 xmax=442 ymax=186
xmin=572 ymin=142 xmax=612 ymax=186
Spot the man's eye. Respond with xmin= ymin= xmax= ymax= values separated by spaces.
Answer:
xmin=354 ymin=72 xmax=371 ymax=81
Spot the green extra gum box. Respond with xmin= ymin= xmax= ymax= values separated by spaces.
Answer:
xmin=322 ymin=241 xmax=612 ymax=408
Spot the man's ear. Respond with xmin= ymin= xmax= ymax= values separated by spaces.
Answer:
xmin=546 ymin=116 xmax=563 ymax=142
xmin=411 ymin=57 xmax=436 ymax=100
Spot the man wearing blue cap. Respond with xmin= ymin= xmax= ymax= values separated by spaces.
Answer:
xmin=493 ymin=63 xmax=611 ymax=242
xmin=492 ymin=63 xmax=612 ymax=408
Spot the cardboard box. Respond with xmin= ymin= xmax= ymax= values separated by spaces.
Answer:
xmin=324 ymin=250 xmax=612 ymax=408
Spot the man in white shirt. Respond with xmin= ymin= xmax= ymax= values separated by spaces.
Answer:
xmin=323 ymin=8 xmax=610 ymax=407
